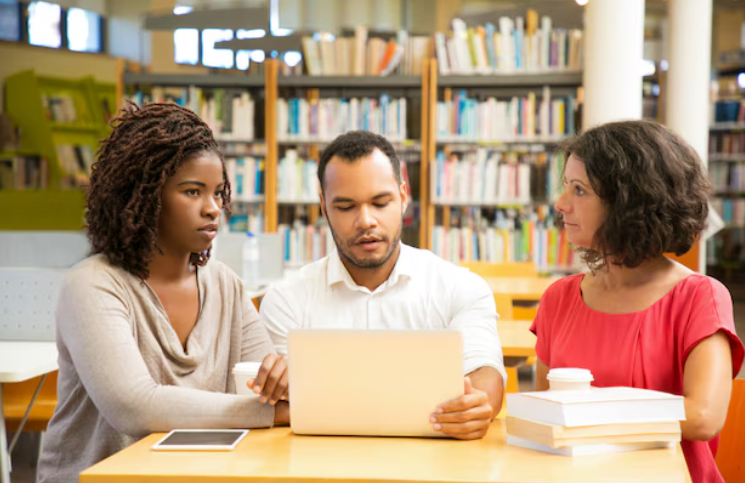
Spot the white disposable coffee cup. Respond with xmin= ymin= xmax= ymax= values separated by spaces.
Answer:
xmin=547 ymin=368 xmax=594 ymax=391
xmin=233 ymin=362 xmax=262 ymax=396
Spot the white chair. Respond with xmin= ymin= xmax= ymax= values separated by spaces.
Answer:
xmin=0 ymin=231 xmax=88 ymax=269
xmin=0 ymin=268 xmax=65 ymax=342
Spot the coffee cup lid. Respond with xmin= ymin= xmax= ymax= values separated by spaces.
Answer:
xmin=233 ymin=361 xmax=262 ymax=375
xmin=547 ymin=368 xmax=594 ymax=382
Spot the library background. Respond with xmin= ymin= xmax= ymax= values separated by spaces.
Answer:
xmin=0 ymin=0 xmax=744 ymax=480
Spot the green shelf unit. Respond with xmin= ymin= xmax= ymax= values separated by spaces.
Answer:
xmin=5 ymin=70 xmax=112 ymax=188
xmin=0 ymin=190 xmax=86 ymax=230
xmin=90 ymin=79 xmax=117 ymax=133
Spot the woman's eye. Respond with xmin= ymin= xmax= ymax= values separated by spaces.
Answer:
xmin=575 ymin=185 xmax=585 ymax=196
xmin=336 ymin=206 xmax=353 ymax=212
xmin=374 ymin=202 xmax=390 ymax=208
xmin=186 ymin=189 xmax=199 ymax=196
xmin=214 ymin=190 xmax=224 ymax=197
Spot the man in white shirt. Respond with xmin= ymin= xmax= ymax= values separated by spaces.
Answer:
xmin=257 ymin=130 xmax=506 ymax=440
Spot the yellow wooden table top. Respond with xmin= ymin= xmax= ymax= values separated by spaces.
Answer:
xmin=498 ymin=319 xmax=536 ymax=358
xmin=81 ymin=420 xmax=691 ymax=483
xmin=485 ymin=276 xmax=559 ymax=301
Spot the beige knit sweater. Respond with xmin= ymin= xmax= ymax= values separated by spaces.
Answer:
xmin=37 ymin=255 xmax=276 ymax=483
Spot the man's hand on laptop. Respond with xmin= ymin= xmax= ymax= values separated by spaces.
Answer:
xmin=247 ymin=354 xmax=289 ymax=405
xmin=430 ymin=376 xmax=492 ymax=440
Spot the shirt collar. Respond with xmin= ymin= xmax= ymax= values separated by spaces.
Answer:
xmin=326 ymin=242 xmax=414 ymax=292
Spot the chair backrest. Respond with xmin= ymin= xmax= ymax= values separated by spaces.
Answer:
xmin=460 ymin=261 xmax=539 ymax=278
xmin=717 ymin=378 xmax=745 ymax=483
xmin=494 ymin=293 xmax=514 ymax=320
xmin=0 ymin=231 xmax=88 ymax=268
xmin=0 ymin=269 xmax=66 ymax=341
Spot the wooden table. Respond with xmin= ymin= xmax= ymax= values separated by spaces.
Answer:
xmin=81 ymin=420 xmax=691 ymax=483
xmin=498 ymin=320 xmax=536 ymax=358
xmin=485 ymin=276 xmax=559 ymax=302
xmin=0 ymin=341 xmax=58 ymax=483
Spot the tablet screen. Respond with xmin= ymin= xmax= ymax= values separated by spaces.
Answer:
xmin=152 ymin=430 xmax=248 ymax=450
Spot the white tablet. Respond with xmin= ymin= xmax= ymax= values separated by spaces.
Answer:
xmin=151 ymin=429 xmax=249 ymax=451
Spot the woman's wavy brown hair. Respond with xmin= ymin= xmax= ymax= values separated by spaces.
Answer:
xmin=560 ymin=119 xmax=709 ymax=271
xmin=86 ymin=102 xmax=230 ymax=279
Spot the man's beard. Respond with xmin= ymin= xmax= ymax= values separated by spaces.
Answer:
xmin=327 ymin=218 xmax=402 ymax=269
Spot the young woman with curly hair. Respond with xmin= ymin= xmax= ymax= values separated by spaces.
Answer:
xmin=37 ymin=103 xmax=288 ymax=483
xmin=531 ymin=120 xmax=744 ymax=483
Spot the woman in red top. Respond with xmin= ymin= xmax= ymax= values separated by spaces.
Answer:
xmin=531 ymin=120 xmax=744 ymax=483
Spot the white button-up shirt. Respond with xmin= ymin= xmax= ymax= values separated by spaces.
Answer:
xmin=260 ymin=243 xmax=506 ymax=381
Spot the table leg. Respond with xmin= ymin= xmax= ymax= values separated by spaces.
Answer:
xmin=0 ymin=383 xmax=11 ymax=483
xmin=8 ymin=374 xmax=46 ymax=454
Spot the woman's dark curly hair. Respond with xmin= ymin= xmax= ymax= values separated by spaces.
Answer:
xmin=560 ymin=119 xmax=709 ymax=271
xmin=86 ymin=102 xmax=231 ymax=279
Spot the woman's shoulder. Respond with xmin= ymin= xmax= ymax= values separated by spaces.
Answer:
xmin=64 ymin=254 xmax=133 ymax=290
xmin=542 ymin=272 xmax=584 ymax=302
xmin=200 ymin=258 xmax=245 ymax=295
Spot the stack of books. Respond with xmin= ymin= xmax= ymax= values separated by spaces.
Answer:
xmin=506 ymin=387 xmax=685 ymax=456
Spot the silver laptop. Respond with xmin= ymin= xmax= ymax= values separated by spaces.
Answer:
xmin=288 ymin=329 xmax=463 ymax=438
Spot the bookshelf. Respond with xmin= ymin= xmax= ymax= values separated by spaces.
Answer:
xmin=5 ymin=71 xmax=113 ymax=189
xmin=121 ymin=56 xmax=580 ymax=273
xmin=122 ymin=60 xmax=427 ymax=267
xmin=425 ymin=58 xmax=581 ymax=273
xmin=708 ymin=116 xmax=745 ymax=277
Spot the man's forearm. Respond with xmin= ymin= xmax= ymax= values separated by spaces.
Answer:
xmin=467 ymin=366 xmax=504 ymax=418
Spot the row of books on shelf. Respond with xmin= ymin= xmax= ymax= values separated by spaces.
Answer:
xmin=0 ymin=154 xmax=48 ymax=190
xmin=229 ymin=150 xmax=415 ymax=204
xmin=431 ymin=149 xmax=564 ymax=205
xmin=277 ymin=96 xmax=408 ymax=142
xmin=711 ymin=198 xmax=745 ymax=227
xmin=227 ymin=203 xmax=264 ymax=234
xmin=278 ymin=220 xmax=336 ymax=267
xmin=302 ymin=27 xmax=429 ymax=77
xmin=435 ymin=15 xmax=583 ymax=76
xmin=278 ymin=150 xmax=318 ymax=203
xmin=226 ymin=156 xmax=264 ymax=201
xmin=436 ymin=88 xmax=576 ymax=141
xmin=41 ymin=94 xmax=78 ymax=124
xmin=55 ymin=144 xmax=95 ymax=187
xmin=709 ymin=132 xmax=745 ymax=158
xmin=709 ymin=163 xmax=745 ymax=194
xmin=430 ymin=207 xmax=573 ymax=269
xmin=129 ymin=88 xmax=257 ymax=141
xmin=713 ymin=99 xmax=745 ymax=124
xmin=707 ymin=227 xmax=745 ymax=266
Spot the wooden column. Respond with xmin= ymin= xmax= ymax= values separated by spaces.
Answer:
xmin=418 ymin=58 xmax=430 ymax=249
xmin=264 ymin=59 xmax=279 ymax=233
xmin=426 ymin=59 xmax=437 ymax=250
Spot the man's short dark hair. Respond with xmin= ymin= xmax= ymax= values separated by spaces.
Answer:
xmin=318 ymin=131 xmax=401 ymax=194
xmin=561 ymin=119 xmax=710 ymax=270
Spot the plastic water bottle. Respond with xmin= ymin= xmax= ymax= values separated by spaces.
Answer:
xmin=242 ymin=232 xmax=261 ymax=289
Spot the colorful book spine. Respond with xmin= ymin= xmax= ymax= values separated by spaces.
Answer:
xmin=278 ymin=221 xmax=336 ymax=266
xmin=226 ymin=157 xmax=264 ymax=201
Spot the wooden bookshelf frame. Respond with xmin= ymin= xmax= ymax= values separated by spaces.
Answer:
xmin=120 ymin=67 xmax=585 ymax=260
